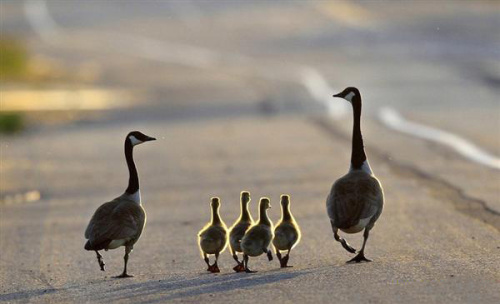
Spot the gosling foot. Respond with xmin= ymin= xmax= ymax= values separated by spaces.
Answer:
xmin=341 ymin=239 xmax=356 ymax=254
xmin=209 ymin=264 xmax=220 ymax=273
xmin=245 ymin=268 xmax=257 ymax=273
xmin=267 ymin=251 xmax=273 ymax=261
xmin=233 ymin=263 xmax=245 ymax=273
xmin=113 ymin=273 xmax=133 ymax=278
xmin=347 ymin=252 xmax=372 ymax=264
xmin=280 ymin=255 xmax=292 ymax=268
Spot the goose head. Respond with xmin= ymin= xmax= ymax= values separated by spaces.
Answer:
xmin=127 ymin=131 xmax=156 ymax=146
xmin=333 ymin=87 xmax=360 ymax=103
xmin=241 ymin=191 xmax=250 ymax=204
xmin=259 ymin=197 xmax=271 ymax=210
xmin=280 ymin=194 xmax=290 ymax=208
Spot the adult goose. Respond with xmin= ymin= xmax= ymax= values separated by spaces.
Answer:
xmin=273 ymin=194 xmax=301 ymax=268
xmin=84 ymin=131 xmax=156 ymax=277
xmin=229 ymin=191 xmax=254 ymax=272
xmin=198 ymin=197 xmax=228 ymax=273
xmin=241 ymin=197 xmax=273 ymax=273
xmin=327 ymin=87 xmax=384 ymax=263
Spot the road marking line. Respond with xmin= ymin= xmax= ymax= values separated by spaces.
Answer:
xmin=379 ymin=107 xmax=500 ymax=170
xmin=24 ymin=0 xmax=500 ymax=171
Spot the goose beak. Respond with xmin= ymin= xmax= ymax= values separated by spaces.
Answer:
xmin=333 ymin=92 xmax=342 ymax=98
xmin=146 ymin=136 xmax=156 ymax=142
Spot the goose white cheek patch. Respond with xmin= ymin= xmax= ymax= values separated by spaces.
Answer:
xmin=345 ymin=92 xmax=355 ymax=102
xmin=129 ymin=135 xmax=143 ymax=146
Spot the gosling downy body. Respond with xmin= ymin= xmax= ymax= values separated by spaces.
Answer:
xmin=273 ymin=195 xmax=301 ymax=268
xmin=84 ymin=131 xmax=156 ymax=278
xmin=327 ymin=87 xmax=384 ymax=263
xmin=240 ymin=197 xmax=274 ymax=273
xmin=229 ymin=191 xmax=254 ymax=272
xmin=198 ymin=197 xmax=228 ymax=273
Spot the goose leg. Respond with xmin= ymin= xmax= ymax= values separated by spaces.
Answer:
xmin=243 ymin=254 xmax=256 ymax=273
xmin=95 ymin=250 xmax=105 ymax=271
xmin=114 ymin=246 xmax=133 ymax=278
xmin=203 ymin=253 xmax=212 ymax=271
xmin=347 ymin=228 xmax=372 ymax=263
xmin=210 ymin=252 xmax=220 ymax=273
xmin=332 ymin=224 xmax=356 ymax=253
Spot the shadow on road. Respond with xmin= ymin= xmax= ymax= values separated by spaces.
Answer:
xmin=100 ymin=270 xmax=311 ymax=303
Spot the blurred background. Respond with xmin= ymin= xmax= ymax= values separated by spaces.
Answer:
xmin=0 ymin=1 xmax=499 ymax=302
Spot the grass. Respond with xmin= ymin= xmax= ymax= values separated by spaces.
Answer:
xmin=0 ymin=113 xmax=25 ymax=134
xmin=0 ymin=38 xmax=28 ymax=80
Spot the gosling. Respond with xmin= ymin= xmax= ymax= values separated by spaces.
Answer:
xmin=198 ymin=197 xmax=228 ymax=273
xmin=240 ymin=197 xmax=273 ymax=273
xmin=273 ymin=195 xmax=301 ymax=268
xmin=229 ymin=191 xmax=254 ymax=272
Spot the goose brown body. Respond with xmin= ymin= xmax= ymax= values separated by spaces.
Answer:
xmin=85 ymin=195 xmax=146 ymax=251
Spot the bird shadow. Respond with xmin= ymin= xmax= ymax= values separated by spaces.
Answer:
xmin=97 ymin=269 xmax=311 ymax=303
xmin=0 ymin=288 xmax=58 ymax=302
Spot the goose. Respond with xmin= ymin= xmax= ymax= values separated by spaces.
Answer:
xmin=228 ymin=191 xmax=254 ymax=272
xmin=272 ymin=194 xmax=301 ymax=268
xmin=240 ymin=197 xmax=273 ymax=273
xmin=327 ymin=87 xmax=384 ymax=263
xmin=198 ymin=197 xmax=228 ymax=273
xmin=84 ymin=131 xmax=156 ymax=278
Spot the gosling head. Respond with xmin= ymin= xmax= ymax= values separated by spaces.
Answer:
xmin=259 ymin=197 xmax=271 ymax=210
xmin=280 ymin=194 xmax=290 ymax=208
xmin=210 ymin=197 xmax=220 ymax=209
xmin=241 ymin=191 xmax=250 ymax=204
xmin=333 ymin=87 xmax=360 ymax=103
xmin=127 ymin=131 xmax=156 ymax=146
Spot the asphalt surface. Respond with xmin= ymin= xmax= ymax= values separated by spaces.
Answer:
xmin=1 ymin=1 xmax=499 ymax=303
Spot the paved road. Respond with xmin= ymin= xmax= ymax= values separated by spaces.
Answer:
xmin=1 ymin=1 xmax=499 ymax=303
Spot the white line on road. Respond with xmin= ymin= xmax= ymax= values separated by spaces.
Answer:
xmin=379 ymin=107 xmax=500 ymax=170
xmin=24 ymin=0 xmax=500 ymax=171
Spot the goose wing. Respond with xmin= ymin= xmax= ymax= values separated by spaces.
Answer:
xmin=328 ymin=173 xmax=383 ymax=229
xmin=85 ymin=198 xmax=146 ymax=246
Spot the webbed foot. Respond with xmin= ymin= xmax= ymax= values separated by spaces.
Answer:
xmin=245 ymin=268 xmax=257 ymax=273
xmin=280 ymin=254 xmax=291 ymax=268
xmin=113 ymin=273 xmax=133 ymax=278
xmin=347 ymin=252 xmax=372 ymax=264
xmin=233 ymin=263 xmax=245 ymax=273
xmin=210 ymin=264 xmax=220 ymax=273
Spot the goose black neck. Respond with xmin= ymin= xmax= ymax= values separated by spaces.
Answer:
xmin=258 ymin=204 xmax=271 ymax=226
xmin=351 ymin=95 xmax=367 ymax=169
xmin=211 ymin=205 xmax=222 ymax=225
xmin=125 ymin=140 xmax=139 ymax=194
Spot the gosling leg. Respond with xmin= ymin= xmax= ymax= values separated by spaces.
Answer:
xmin=231 ymin=248 xmax=245 ymax=272
xmin=203 ymin=253 xmax=212 ymax=271
xmin=276 ymin=250 xmax=283 ymax=265
xmin=114 ymin=245 xmax=133 ymax=278
xmin=332 ymin=224 xmax=356 ymax=253
xmin=210 ymin=252 xmax=220 ymax=273
xmin=95 ymin=250 xmax=105 ymax=271
xmin=243 ymin=254 xmax=256 ymax=273
xmin=347 ymin=228 xmax=372 ymax=263
xmin=281 ymin=249 xmax=292 ymax=268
